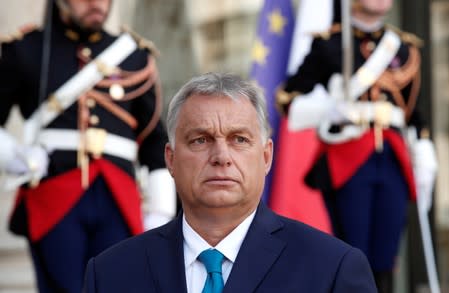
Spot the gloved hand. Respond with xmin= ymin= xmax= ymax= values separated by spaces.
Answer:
xmin=327 ymin=100 xmax=355 ymax=124
xmin=0 ymin=128 xmax=19 ymax=170
xmin=411 ymin=138 xmax=437 ymax=214
xmin=6 ymin=144 xmax=49 ymax=181
xmin=143 ymin=213 xmax=173 ymax=231
xmin=137 ymin=167 xmax=177 ymax=230
xmin=287 ymin=85 xmax=333 ymax=131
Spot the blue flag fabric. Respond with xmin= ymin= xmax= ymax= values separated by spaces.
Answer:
xmin=249 ymin=0 xmax=295 ymax=202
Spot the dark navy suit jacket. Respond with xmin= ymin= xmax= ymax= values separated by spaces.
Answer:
xmin=83 ymin=203 xmax=377 ymax=292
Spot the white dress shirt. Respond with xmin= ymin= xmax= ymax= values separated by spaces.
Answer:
xmin=183 ymin=210 xmax=256 ymax=293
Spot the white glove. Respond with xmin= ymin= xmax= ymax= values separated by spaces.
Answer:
xmin=327 ymin=100 xmax=356 ymax=124
xmin=137 ymin=167 xmax=177 ymax=230
xmin=143 ymin=213 xmax=173 ymax=231
xmin=0 ymin=128 xmax=20 ymax=170
xmin=287 ymin=85 xmax=333 ymax=131
xmin=412 ymin=138 xmax=437 ymax=214
xmin=6 ymin=144 xmax=49 ymax=180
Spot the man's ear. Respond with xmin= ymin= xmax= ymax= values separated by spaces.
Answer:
xmin=264 ymin=139 xmax=274 ymax=175
xmin=164 ymin=143 xmax=174 ymax=176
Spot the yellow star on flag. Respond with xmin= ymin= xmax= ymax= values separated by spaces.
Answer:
xmin=268 ymin=9 xmax=287 ymax=35
xmin=251 ymin=38 xmax=270 ymax=65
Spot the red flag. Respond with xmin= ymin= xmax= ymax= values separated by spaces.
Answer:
xmin=269 ymin=120 xmax=332 ymax=233
xmin=251 ymin=0 xmax=333 ymax=233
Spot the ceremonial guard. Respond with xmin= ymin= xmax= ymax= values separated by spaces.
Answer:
xmin=276 ymin=0 xmax=437 ymax=292
xmin=0 ymin=1 xmax=176 ymax=292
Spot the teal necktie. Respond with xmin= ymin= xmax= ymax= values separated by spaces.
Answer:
xmin=198 ymin=249 xmax=225 ymax=293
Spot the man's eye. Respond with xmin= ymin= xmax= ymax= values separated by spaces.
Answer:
xmin=192 ymin=137 xmax=207 ymax=144
xmin=234 ymin=136 xmax=249 ymax=144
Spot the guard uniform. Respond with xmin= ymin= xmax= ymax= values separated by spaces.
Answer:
xmin=277 ymin=23 xmax=423 ymax=273
xmin=0 ymin=4 xmax=167 ymax=293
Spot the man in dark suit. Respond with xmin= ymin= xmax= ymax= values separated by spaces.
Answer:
xmin=83 ymin=72 xmax=377 ymax=293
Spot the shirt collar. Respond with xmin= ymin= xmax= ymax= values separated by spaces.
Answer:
xmin=183 ymin=210 xmax=256 ymax=269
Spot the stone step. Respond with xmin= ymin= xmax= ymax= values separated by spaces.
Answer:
xmin=0 ymin=248 xmax=36 ymax=292
xmin=0 ymin=189 xmax=36 ymax=292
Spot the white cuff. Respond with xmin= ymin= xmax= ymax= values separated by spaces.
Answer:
xmin=288 ymin=85 xmax=331 ymax=131
xmin=144 ymin=213 xmax=173 ymax=230
xmin=0 ymin=128 xmax=19 ymax=169
xmin=142 ymin=168 xmax=177 ymax=218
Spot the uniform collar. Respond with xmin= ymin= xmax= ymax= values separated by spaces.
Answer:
xmin=353 ymin=26 xmax=384 ymax=39
xmin=52 ymin=4 xmax=103 ymax=43
xmin=64 ymin=29 xmax=103 ymax=43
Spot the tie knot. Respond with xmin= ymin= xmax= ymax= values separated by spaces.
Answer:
xmin=198 ymin=249 xmax=224 ymax=273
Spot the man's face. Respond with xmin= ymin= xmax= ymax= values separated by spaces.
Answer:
xmin=165 ymin=94 xmax=273 ymax=219
xmin=358 ymin=0 xmax=393 ymax=17
xmin=65 ymin=0 xmax=111 ymax=31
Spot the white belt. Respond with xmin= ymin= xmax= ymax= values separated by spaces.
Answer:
xmin=38 ymin=129 xmax=138 ymax=162
xmin=318 ymin=102 xmax=405 ymax=144
xmin=344 ymin=101 xmax=405 ymax=128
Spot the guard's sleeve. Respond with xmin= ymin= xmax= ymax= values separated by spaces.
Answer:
xmin=0 ymin=40 xmax=23 ymax=125
xmin=135 ymin=88 xmax=167 ymax=171
xmin=398 ymin=44 xmax=425 ymax=133
xmin=285 ymin=37 xmax=333 ymax=94
xmin=277 ymin=37 xmax=333 ymax=115
xmin=130 ymin=51 xmax=167 ymax=170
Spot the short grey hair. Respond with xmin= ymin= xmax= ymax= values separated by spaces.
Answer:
xmin=166 ymin=72 xmax=271 ymax=147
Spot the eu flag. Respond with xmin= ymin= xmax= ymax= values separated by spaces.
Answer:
xmin=249 ymin=0 xmax=295 ymax=203
xmin=250 ymin=0 xmax=332 ymax=233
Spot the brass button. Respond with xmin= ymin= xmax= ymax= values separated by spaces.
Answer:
xmin=81 ymin=47 xmax=92 ymax=58
xmin=366 ymin=41 xmax=376 ymax=52
xmin=89 ymin=115 xmax=100 ymax=125
xmin=109 ymin=84 xmax=125 ymax=100
xmin=86 ymin=98 xmax=96 ymax=108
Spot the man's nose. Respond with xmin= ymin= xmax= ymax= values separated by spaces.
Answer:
xmin=209 ymin=140 xmax=232 ymax=167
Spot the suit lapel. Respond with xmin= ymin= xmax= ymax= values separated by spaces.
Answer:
xmin=145 ymin=215 xmax=188 ymax=293
xmin=224 ymin=203 xmax=286 ymax=293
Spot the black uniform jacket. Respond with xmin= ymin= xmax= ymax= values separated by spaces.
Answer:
xmin=0 ymin=6 xmax=167 ymax=178
xmin=279 ymin=23 xmax=424 ymax=132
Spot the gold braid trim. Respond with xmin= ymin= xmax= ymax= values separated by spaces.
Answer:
xmin=91 ymin=55 xmax=162 ymax=142
xmin=359 ymin=36 xmax=397 ymax=105
xmin=0 ymin=23 xmax=38 ymax=44
xmin=405 ymin=70 xmax=421 ymax=121
xmin=87 ymin=90 xmax=138 ymax=129
xmin=386 ymin=24 xmax=424 ymax=48
xmin=388 ymin=46 xmax=421 ymax=121
xmin=121 ymin=25 xmax=160 ymax=57
xmin=311 ymin=23 xmax=341 ymax=40
xmin=275 ymin=86 xmax=300 ymax=116
xmin=360 ymin=39 xmax=421 ymax=120
xmin=96 ymin=56 xmax=155 ymax=89
xmin=375 ymin=70 xmax=405 ymax=107
xmin=136 ymin=67 xmax=163 ymax=144
xmin=92 ymin=56 xmax=157 ymax=105
xmin=391 ymin=46 xmax=421 ymax=88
